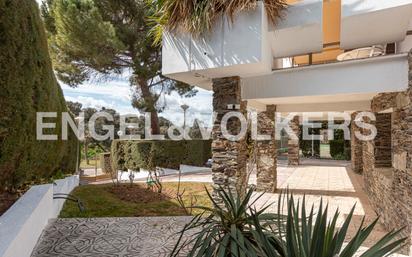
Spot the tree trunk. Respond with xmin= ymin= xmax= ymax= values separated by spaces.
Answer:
xmin=137 ymin=78 xmax=160 ymax=135
xmin=84 ymin=140 xmax=89 ymax=165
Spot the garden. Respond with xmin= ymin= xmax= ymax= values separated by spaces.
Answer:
xmin=60 ymin=182 xmax=212 ymax=218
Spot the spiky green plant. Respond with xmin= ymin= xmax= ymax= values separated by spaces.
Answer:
xmin=170 ymin=187 xmax=407 ymax=257
xmin=147 ymin=0 xmax=288 ymax=45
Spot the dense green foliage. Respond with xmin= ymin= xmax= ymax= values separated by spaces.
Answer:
xmin=330 ymin=129 xmax=351 ymax=160
xmin=0 ymin=0 xmax=78 ymax=191
xmin=172 ymin=188 xmax=406 ymax=257
xmin=330 ymin=140 xmax=345 ymax=158
xmin=41 ymin=0 xmax=196 ymax=134
xmin=111 ymin=140 xmax=212 ymax=171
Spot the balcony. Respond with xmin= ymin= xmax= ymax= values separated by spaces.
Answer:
xmin=162 ymin=0 xmax=412 ymax=90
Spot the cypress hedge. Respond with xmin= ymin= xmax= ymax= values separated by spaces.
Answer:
xmin=0 ymin=0 xmax=78 ymax=191
xmin=111 ymin=140 xmax=212 ymax=171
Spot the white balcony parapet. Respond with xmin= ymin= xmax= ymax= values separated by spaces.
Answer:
xmin=270 ymin=0 xmax=323 ymax=58
xmin=162 ymin=1 xmax=271 ymax=89
xmin=341 ymin=0 xmax=412 ymax=49
xmin=241 ymin=54 xmax=409 ymax=103
xmin=162 ymin=1 xmax=325 ymax=88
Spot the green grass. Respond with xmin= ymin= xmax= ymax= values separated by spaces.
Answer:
xmin=80 ymin=159 xmax=101 ymax=169
xmin=320 ymin=144 xmax=332 ymax=159
xmin=60 ymin=182 xmax=212 ymax=218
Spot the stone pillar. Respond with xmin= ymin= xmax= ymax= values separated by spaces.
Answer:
xmin=211 ymin=77 xmax=248 ymax=201
xmin=351 ymin=112 xmax=364 ymax=173
xmin=256 ymin=105 xmax=277 ymax=192
xmin=288 ymin=116 xmax=300 ymax=166
xmin=375 ymin=113 xmax=392 ymax=168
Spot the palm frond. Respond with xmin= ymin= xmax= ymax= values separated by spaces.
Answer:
xmin=147 ymin=0 xmax=288 ymax=45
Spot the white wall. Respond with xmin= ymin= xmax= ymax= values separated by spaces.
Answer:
xmin=341 ymin=0 xmax=412 ymax=49
xmin=53 ymin=176 xmax=80 ymax=217
xmin=162 ymin=2 xmax=272 ymax=87
xmin=270 ymin=0 xmax=323 ymax=58
xmin=0 ymin=175 xmax=79 ymax=257
xmin=242 ymin=54 xmax=409 ymax=101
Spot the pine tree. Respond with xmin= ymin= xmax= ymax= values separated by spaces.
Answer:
xmin=41 ymin=0 xmax=196 ymax=134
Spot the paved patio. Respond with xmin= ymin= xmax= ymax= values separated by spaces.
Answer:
xmin=32 ymin=159 xmax=408 ymax=256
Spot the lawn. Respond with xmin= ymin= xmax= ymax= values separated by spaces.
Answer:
xmin=80 ymin=159 xmax=101 ymax=169
xmin=320 ymin=144 xmax=331 ymax=159
xmin=60 ymin=182 xmax=212 ymax=218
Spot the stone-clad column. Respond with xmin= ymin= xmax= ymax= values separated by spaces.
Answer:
xmin=288 ymin=116 xmax=300 ymax=166
xmin=256 ymin=105 xmax=277 ymax=192
xmin=351 ymin=112 xmax=364 ymax=173
xmin=211 ymin=76 xmax=248 ymax=201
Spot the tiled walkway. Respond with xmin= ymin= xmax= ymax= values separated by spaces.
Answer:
xmin=32 ymin=159 xmax=408 ymax=257
xmin=31 ymin=217 xmax=194 ymax=257
xmin=252 ymin=160 xmax=389 ymax=248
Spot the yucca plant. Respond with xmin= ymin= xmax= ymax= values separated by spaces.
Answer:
xmin=170 ymin=187 xmax=407 ymax=257
xmin=170 ymin=187 xmax=287 ymax=256
xmin=147 ymin=0 xmax=288 ymax=45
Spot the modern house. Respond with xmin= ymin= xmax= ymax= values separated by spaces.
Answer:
xmin=162 ymin=0 xmax=412 ymax=244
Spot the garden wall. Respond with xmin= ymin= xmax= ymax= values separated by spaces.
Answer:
xmin=0 ymin=176 xmax=79 ymax=257
xmin=0 ymin=0 xmax=78 ymax=191
xmin=111 ymin=140 xmax=212 ymax=171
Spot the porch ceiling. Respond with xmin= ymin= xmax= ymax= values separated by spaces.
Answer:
xmin=242 ymin=54 xmax=409 ymax=111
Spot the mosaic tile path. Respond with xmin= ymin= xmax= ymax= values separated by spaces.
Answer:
xmin=31 ymin=217 xmax=194 ymax=257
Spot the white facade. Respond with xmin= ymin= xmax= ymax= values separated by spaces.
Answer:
xmin=241 ymin=54 xmax=409 ymax=112
xmin=161 ymin=0 xmax=412 ymax=120
xmin=162 ymin=0 xmax=412 ymax=98
xmin=162 ymin=2 xmax=271 ymax=90
xmin=270 ymin=0 xmax=323 ymax=58
xmin=341 ymin=0 xmax=412 ymax=49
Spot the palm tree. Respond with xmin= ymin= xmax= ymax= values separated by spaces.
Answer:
xmin=148 ymin=0 xmax=288 ymax=44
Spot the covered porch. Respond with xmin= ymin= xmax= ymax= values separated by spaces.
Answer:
xmin=206 ymin=52 xmax=412 ymax=252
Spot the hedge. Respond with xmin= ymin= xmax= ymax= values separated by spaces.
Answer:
xmin=330 ymin=140 xmax=345 ymax=158
xmin=330 ymin=129 xmax=351 ymax=160
xmin=111 ymin=140 xmax=212 ymax=171
xmin=0 ymin=0 xmax=78 ymax=191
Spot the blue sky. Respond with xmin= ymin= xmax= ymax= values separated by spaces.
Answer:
xmin=35 ymin=0 xmax=213 ymax=127
xmin=61 ymin=77 xmax=213 ymax=127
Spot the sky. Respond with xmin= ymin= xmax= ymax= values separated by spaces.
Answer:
xmin=34 ymin=0 xmax=213 ymax=127
xmin=62 ymin=76 xmax=213 ymax=127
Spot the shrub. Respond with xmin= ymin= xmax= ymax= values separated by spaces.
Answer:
xmin=99 ymin=153 xmax=112 ymax=174
xmin=330 ymin=140 xmax=345 ymax=159
xmin=329 ymin=128 xmax=351 ymax=160
xmin=171 ymin=188 xmax=407 ymax=257
xmin=300 ymin=140 xmax=320 ymax=157
xmin=111 ymin=140 xmax=212 ymax=171
xmin=0 ymin=0 xmax=78 ymax=191
xmin=110 ymin=140 xmax=127 ymax=171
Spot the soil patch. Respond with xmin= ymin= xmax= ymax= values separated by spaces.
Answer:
xmin=108 ymin=184 xmax=176 ymax=204
xmin=0 ymin=192 xmax=20 ymax=216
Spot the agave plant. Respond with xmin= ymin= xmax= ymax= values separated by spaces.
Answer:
xmin=170 ymin=187 xmax=286 ymax=257
xmin=170 ymin=187 xmax=407 ymax=257
xmin=147 ymin=0 xmax=288 ymax=45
